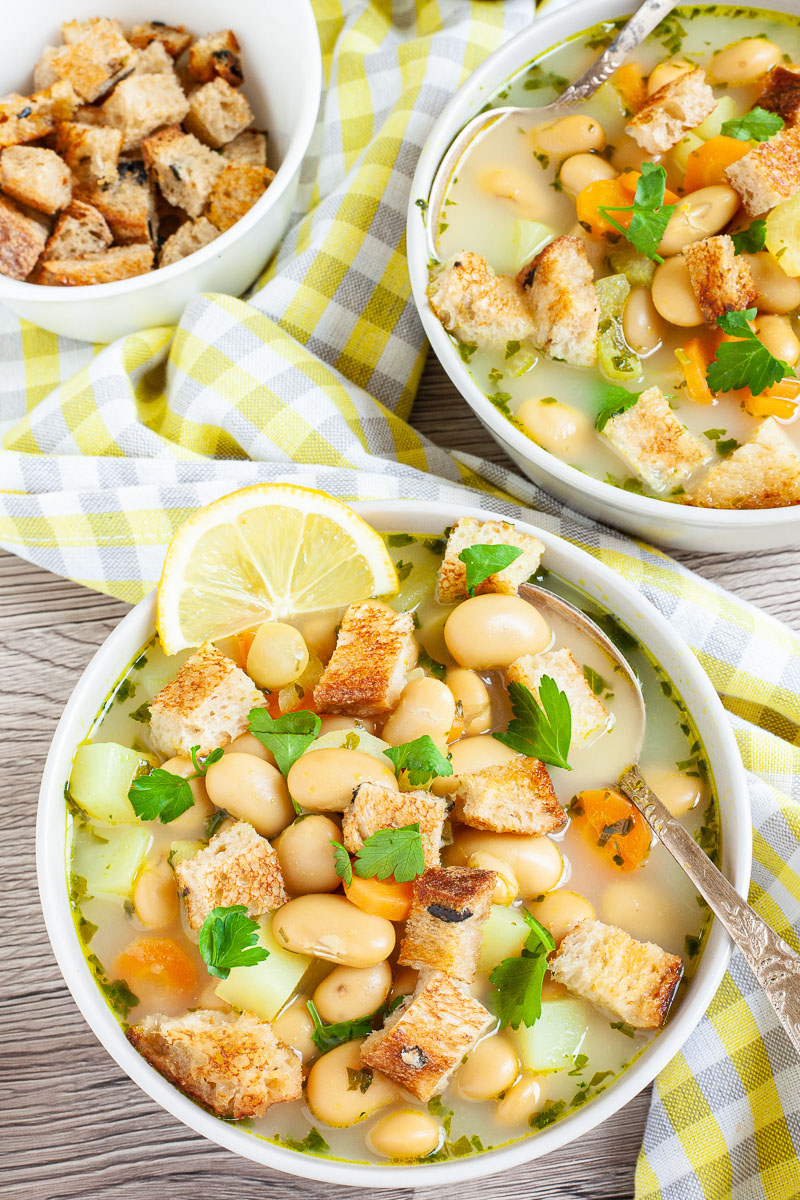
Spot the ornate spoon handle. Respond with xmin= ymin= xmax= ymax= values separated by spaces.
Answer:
xmin=619 ymin=765 xmax=800 ymax=1056
xmin=555 ymin=0 xmax=677 ymax=105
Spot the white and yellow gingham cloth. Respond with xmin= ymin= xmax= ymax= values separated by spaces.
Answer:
xmin=1 ymin=2 xmax=799 ymax=1194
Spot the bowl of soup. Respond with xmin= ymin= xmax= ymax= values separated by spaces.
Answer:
xmin=37 ymin=495 xmax=750 ymax=1185
xmin=407 ymin=1 xmax=800 ymax=551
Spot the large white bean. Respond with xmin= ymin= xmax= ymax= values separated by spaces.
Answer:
xmin=204 ymin=753 xmax=294 ymax=838
xmin=647 ymin=59 xmax=693 ymax=95
xmin=297 ymin=612 xmax=341 ymax=664
xmin=710 ymin=38 xmax=781 ymax=85
xmin=446 ymin=668 xmax=492 ymax=738
xmin=444 ymin=595 xmax=551 ymax=671
xmin=535 ymin=115 xmax=605 ymax=158
xmin=642 ymin=766 xmax=703 ymax=817
xmin=133 ymin=860 xmax=179 ymax=928
xmin=658 ymin=186 xmax=740 ymax=258
xmin=273 ymin=814 xmax=343 ymax=894
xmin=432 ymin=735 xmax=519 ymax=797
xmin=651 ymin=257 xmax=704 ymax=327
xmin=527 ymin=889 xmax=595 ymax=945
xmin=272 ymin=895 xmax=396 ymax=966
xmin=306 ymin=1040 xmax=397 ymax=1126
xmin=444 ymin=828 xmax=563 ymax=897
xmin=746 ymin=253 xmax=800 ymax=314
xmin=273 ymin=996 xmax=317 ymax=1063
xmin=247 ymin=622 xmax=309 ymax=689
xmin=226 ymin=731 xmax=276 ymax=765
xmin=495 ymin=1071 xmax=542 ymax=1124
xmin=368 ymin=1110 xmax=441 ymax=1159
xmin=287 ymin=747 xmax=398 ymax=812
xmin=456 ymin=1035 xmax=520 ymax=1100
xmin=559 ymin=152 xmax=617 ymax=196
xmin=517 ymin=398 xmax=593 ymax=456
xmin=382 ymin=676 xmax=456 ymax=749
xmin=754 ymin=315 xmax=800 ymax=366
xmin=159 ymin=756 xmax=214 ymax=837
xmin=313 ymin=961 xmax=392 ymax=1023
xmin=623 ymin=287 xmax=664 ymax=354
xmin=318 ymin=715 xmax=376 ymax=735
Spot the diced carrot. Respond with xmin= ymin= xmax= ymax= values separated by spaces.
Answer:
xmin=613 ymin=62 xmax=646 ymax=114
xmin=739 ymin=377 xmax=800 ymax=418
xmin=113 ymin=936 xmax=197 ymax=1010
xmin=675 ymin=337 xmax=716 ymax=405
xmin=235 ymin=630 xmax=257 ymax=670
xmin=344 ymin=873 xmax=414 ymax=921
xmin=576 ymin=177 xmax=634 ymax=237
xmin=570 ymin=788 xmax=651 ymax=871
xmin=682 ymin=136 xmax=750 ymax=193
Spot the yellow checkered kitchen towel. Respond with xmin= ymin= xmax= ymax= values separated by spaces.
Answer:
xmin=1 ymin=1 xmax=800 ymax=1195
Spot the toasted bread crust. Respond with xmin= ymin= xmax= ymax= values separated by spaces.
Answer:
xmin=188 ymin=30 xmax=244 ymax=87
xmin=55 ymin=121 xmax=123 ymax=186
xmin=0 ymin=82 xmax=78 ymax=149
xmin=451 ymin=756 xmax=566 ymax=835
xmin=626 ymin=68 xmax=715 ymax=153
xmin=427 ymin=250 xmax=536 ymax=349
xmin=599 ymin=384 xmax=712 ymax=493
xmin=74 ymin=159 xmax=155 ymax=244
xmin=184 ymin=77 xmax=254 ymax=149
xmin=42 ymin=199 xmax=112 ymax=261
xmin=37 ymin=242 xmax=153 ymax=286
xmin=205 ymin=162 xmax=272 ymax=231
xmin=142 ymin=125 xmax=225 ymax=219
xmin=159 ymin=216 xmax=220 ymax=267
xmin=314 ymin=600 xmax=417 ymax=716
xmin=50 ymin=19 xmax=134 ymax=103
xmin=398 ymin=867 xmax=495 ymax=982
xmin=688 ymin=417 xmax=800 ymax=509
xmin=343 ymin=782 xmax=447 ymax=868
xmin=175 ymin=820 xmax=287 ymax=930
xmin=129 ymin=22 xmax=192 ymax=59
xmin=759 ymin=65 xmax=800 ymax=125
xmin=508 ymin=647 xmax=610 ymax=745
xmin=0 ymin=196 xmax=47 ymax=280
xmin=517 ymin=235 xmax=600 ymax=367
xmin=683 ymin=235 xmax=758 ymax=327
xmin=0 ymin=145 xmax=71 ymax=214
xmin=726 ymin=124 xmax=800 ymax=216
xmin=435 ymin=517 xmax=544 ymax=604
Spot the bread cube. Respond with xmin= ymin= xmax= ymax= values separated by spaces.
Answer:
xmin=550 ymin=919 xmax=683 ymax=1028
xmin=343 ymin=782 xmax=447 ymax=869
xmin=149 ymin=641 xmax=263 ymax=758
xmin=102 ymin=74 xmax=189 ymax=153
xmin=174 ymin=820 xmax=287 ymax=930
xmin=689 ymin=417 xmax=800 ymax=509
xmin=626 ymin=68 xmax=715 ymax=153
xmin=205 ymin=162 xmax=273 ymax=231
xmin=42 ymin=200 xmax=112 ymax=261
xmin=50 ymin=19 xmax=135 ymax=102
xmin=0 ymin=82 xmax=78 ymax=149
xmin=0 ymin=195 xmax=47 ymax=279
xmin=599 ymin=385 xmax=712 ymax=493
xmin=61 ymin=17 xmax=125 ymax=44
xmin=314 ymin=600 xmax=417 ymax=717
xmin=0 ymin=146 xmax=71 ymax=215
xmin=759 ymin=65 xmax=800 ymax=126
xmin=683 ymin=234 xmax=758 ymax=327
xmin=159 ymin=216 xmax=220 ymax=267
xmin=37 ymin=243 xmax=154 ymax=287
xmin=517 ymin=234 xmax=600 ymax=367
xmin=188 ymin=30 xmax=244 ymax=87
xmin=184 ymin=78 xmax=254 ymax=149
xmin=128 ymin=22 xmax=193 ymax=59
xmin=398 ymin=867 xmax=495 ymax=982
xmin=142 ymin=126 xmax=224 ymax=219
xmin=726 ymin=124 xmax=800 ymax=216
xmin=132 ymin=41 xmax=176 ymax=78
xmin=33 ymin=46 xmax=60 ymax=91
xmin=435 ymin=516 xmax=545 ymax=604
xmin=508 ymin=647 xmax=610 ymax=745
xmin=128 ymin=1009 xmax=302 ymax=1118
xmin=452 ymin=756 xmax=566 ymax=835
xmin=55 ymin=122 xmax=122 ymax=187
xmin=427 ymin=249 xmax=536 ymax=349
xmin=361 ymin=970 xmax=492 ymax=1100
xmin=75 ymin=160 xmax=156 ymax=244
xmin=223 ymin=130 xmax=268 ymax=167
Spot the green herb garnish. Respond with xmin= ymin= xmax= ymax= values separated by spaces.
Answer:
xmin=489 ymin=909 xmax=556 ymax=1029
xmin=721 ymin=106 xmax=784 ymax=142
xmin=731 ymin=219 xmax=767 ymax=255
xmin=706 ymin=309 xmax=795 ymax=395
xmin=458 ymin=342 xmax=478 ymax=363
xmin=198 ymin=905 xmax=269 ymax=980
xmin=595 ymin=383 xmax=641 ymax=431
xmin=384 ymin=734 xmax=453 ymax=787
xmin=128 ymin=744 xmax=223 ymax=823
xmin=458 ymin=543 xmax=523 ymax=597
xmin=306 ymin=996 xmax=404 ymax=1053
xmin=273 ymin=1127 xmax=330 ymax=1155
xmin=330 ymin=839 xmax=353 ymax=887
xmin=417 ymin=648 xmax=447 ymax=681
xmin=248 ymin=708 xmax=322 ymax=775
xmin=494 ymin=677 xmax=572 ymax=771
xmin=351 ymin=822 xmax=426 ymax=883
xmin=597 ymin=163 xmax=677 ymax=263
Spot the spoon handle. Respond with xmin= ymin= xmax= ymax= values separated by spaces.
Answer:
xmin=619 ymin=765 xmax=800 ymax=1057
xmin=555 ymin=0 xmax=678 ymax=105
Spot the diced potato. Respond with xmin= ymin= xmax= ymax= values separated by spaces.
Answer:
xmin=70 ymin=742 xmax=153 ymax=824
xmin=514 ymin=997 xmax=591 ymax=1071
xmin=765 ymin=194 xmax=800 ymax=278
xmin=695 ymin=95 xmax=739 ymax=140
xmin=672 ymin=131 xmax=704 ymax=174
xmin=511 ymin=219 xmax=554 ymax=273
xmin=215 ymin=913 xmax=313 ymax=1018
xmin=307 ymin=727 xmax=391 ymax=762
xmin=72 ymin=823 xmax=151 ymax=898
xmin=478 ymin=904 xmax=531 ymax=974
xmin=168 ymin=838 xmax=205 ymax=867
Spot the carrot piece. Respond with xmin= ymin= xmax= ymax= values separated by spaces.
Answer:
xmin=576 ymin=177 xmax=633 ymax=237
xmin=344 ymin=873 xmax=414 ymax=921
xmin=613 ymin=62 xmax=646 ymax=114
xmin=113 ymin=936 xmax=198 ymax=1009
xmin=739 ymin=377 xmax=800 ymax=418
xmin=683 ymin=136 xmax=750 ymax=193
xmin=570 ymin=788 xmax=651 ymax=871
xmin=675 ymin=337 xmax=716 ymax=405
xmin=235 ymin=630 xmax=256 ymax=670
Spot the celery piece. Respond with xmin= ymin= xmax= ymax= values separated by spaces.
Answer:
xmin=695 ymin=95 xmax=740 ymax=140
xmin=605 ymin=243 xmax=655 ymax=287
xmin=70 ymin=742 xmax=154 ymax=824
xmin=168 ymin=838 xmax=205 ymax=868
xmin=511 ymin=220 xmax=554 ymax=273
xmin=72 ymin=822 xmax=151 ymax=898
xmin=672 ymin=131 xmax=704 ymax=174
xmin=305 ymin=727 xmax=391 ymax=762
xmin=506 ymin=349 xmax=538 ymax=379
xmin=215 ymin=913 xmax=313 ymax=1019
xmin=514 ymin=997 xmax=591 ymax=1071
xmin=478 ymin=905 xmax=531 ymax=974
xmin=596 ymin=273 xmax=642 ymax=383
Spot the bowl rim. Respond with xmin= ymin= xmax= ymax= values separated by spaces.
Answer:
xmin=36 ymin=497 xmax=751 ymax=1186
xmin=0 ymin=0 xmax=322 ymax=303
xmin=405 ymin=0 xmax=800 ymax=533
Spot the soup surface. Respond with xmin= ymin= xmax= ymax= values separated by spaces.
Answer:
xmin=426 ymin=7 xmax=800 ymax=508
xmin=67 ymin=528 xmax=718 ymax=1164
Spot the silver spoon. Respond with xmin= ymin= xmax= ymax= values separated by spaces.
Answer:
xmin=518 ymin=581 xmax=800 ymax=1056
xmin=425 ymin=0 xmax=677 ymax=262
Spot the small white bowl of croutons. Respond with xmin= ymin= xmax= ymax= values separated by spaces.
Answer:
xmin=0 ymin=0 xmax=321 ymax=342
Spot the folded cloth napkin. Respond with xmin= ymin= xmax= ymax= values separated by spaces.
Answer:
xmin=1 ymin=2 xmax=799 ymax=1195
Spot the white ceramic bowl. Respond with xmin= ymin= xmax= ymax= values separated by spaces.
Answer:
xmin=38 ymin=498 xmax=750 ymax=1186
xmin=0 ymin=0 xmax=321 ymax=342
xmin=407 ymin=0 xmax=800 ymax=552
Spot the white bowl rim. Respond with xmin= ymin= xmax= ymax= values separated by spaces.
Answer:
xmin=406 ymin=0 xmax=800 ymax=532
xmin=37 ymin=497 xmax=751 ymax=1186
xmin=0 ymin=0 xmax=322 ymax=303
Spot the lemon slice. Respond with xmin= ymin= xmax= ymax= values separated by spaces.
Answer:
xmin=765 ymin=194 xmax=800 ymax=278
xmin=156 ymin=484 xmax=398 ymax=655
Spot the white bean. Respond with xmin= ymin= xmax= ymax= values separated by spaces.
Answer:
xmin=306 ymin=1040 xmax=397 ymax=1126
xmin=444 ymin=595 xmax=550 ymax=671
xmin=272 ymin=895 xmax=395 ymax=966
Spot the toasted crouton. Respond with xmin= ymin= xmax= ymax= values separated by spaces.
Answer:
xmin=132 ymin=41 xmax=176 ymax=78
xmin=508 ymin=648 xmax=610 ymax=745
xmin=188 ymin=30 xmax=244 ymax=87
xmin=33 ymin=47 xmax=61 ymax=91
xmin=599 ymin=384 xmax=712 ymax=492
xmin=517 ymin=235 xmax=600 ymax=367
xmin=398 ymin=867 xmax=495 ymax=982
xmin=101 ymin=74 xmax=190 ymax=153
xmin=427 ymin=250 xmax=536 ymax=349
xmin=726 ymin=125 xmax=800 ymax=216
xmin=42 ymin=199 xmax=112 ymax=260
xmin=37 ymin=243 xmax=154 ymax=286
xmin=61 ymin=17 xmax=125 ymax=44
xmin=683 ymin=234 xmax=758 ymax=327
xmin=451 ymin=757 xmax=566 ymax=835
xmin=314 ymin=600 xmax=417 ymax=717
xmin=128 ymin=1009 xmax=302 ymax=1118
xmin=626 ymin=68 xmax=715 ymax=153
xmin=142 ymin=126 xmax=224 ymax=219
xmin=435 ymin=517 xmax=545 ymax=604
xmin=175 ymin=820 xmax=287 ymax=930
xmin=759 ymin=66 xmax=800 ymax=125
xmin=55 ymin=122 xmax=122 ymax=187
xmin=0 ymin=146 xmax=71 ymax=215
xmin=223 ymin=130 xmax=268 ymax=166
xmin=149 ymin=641 xmax=263 ymax=758
xmin=0 ymin=195 xmax=47 ymax=279
xmin=0 ymin=82 xmax=78 ymax=149
xmin=159 ymin=216 xmax=220 ymax=267
xmin=205 ymin=162 xmax=273 ymax=230
xmin=688 ymin=417 xmax=800 ymax=509
xmin=50 ymin=19 xmax=135 ymax=102
xmin=550 ymin=919 xmax=683 ymax=1028
xmin=75 ymin=159 xmax=156 ymax=244
xmin=361 ymin=970 xmax=491 ymax=1100
xmin=128 ymin=22 xmax=193 ymax=59
xmin=343 ymin=782 xmax=447 ymax=868
xmin=184 ymin=78 xmax=254 ymax=148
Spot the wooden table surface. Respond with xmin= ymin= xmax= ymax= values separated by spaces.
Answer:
xmin=4 ymin=354 xmax=799 ymax=1200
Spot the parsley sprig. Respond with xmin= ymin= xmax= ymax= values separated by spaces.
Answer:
xmin=128 ymin=744 xmax=223 ymax=823
xmin=306 ymin=995 xmax=405 ymax=1053
xmin=494 ymin=677 xmax=572 ymax=770
xmin=597 ymin=163 xmax=676 ymax=263
xmin=706 ymin=309 xmax=796 ymax=396
xmin=595 ymin=383 xmax=641 ymax=432
xmin=330 ymin=839 xmax=354 ymax=887
xmin=731 ymin=219 xmax=766 ymax=255
xmin=458 ymin=543 xmax=523 ymax=596
xmin=383 ymin=734 xmax=452 ymax=787
xmin=332 ymin=823 xmax=426 ymax=884
xmin=720 ymin=106 xmax=784 ymax=142
xmin=490 ymin=909 xmax=556 ymax=1029
xmin=198 ymin=905 xmax=270 ymax=979
xmin=248 ymin=707 xmax=322 ymax=775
